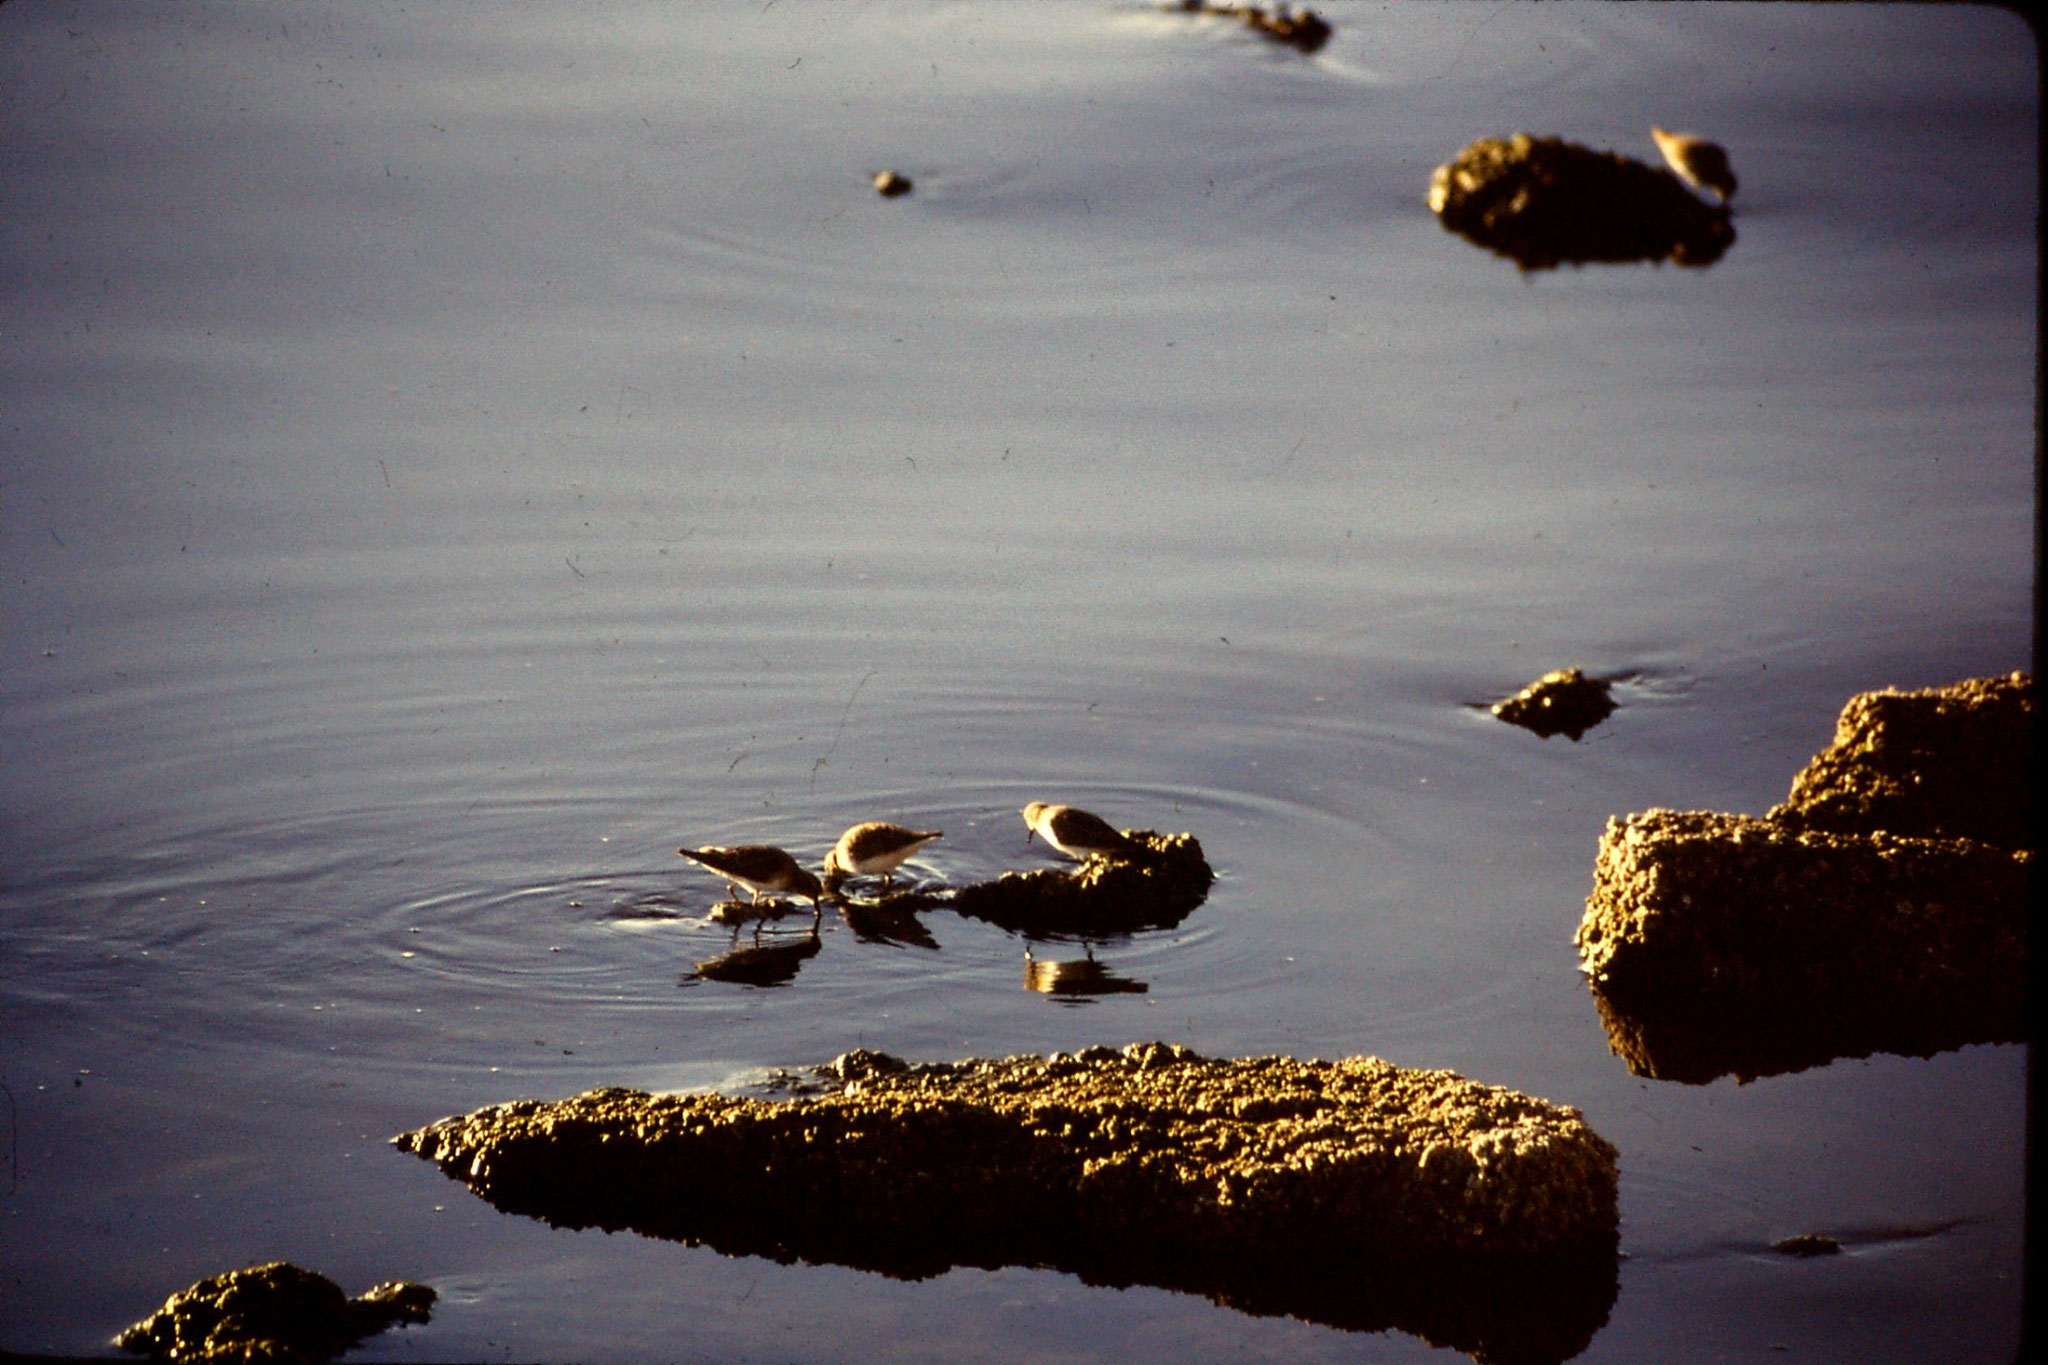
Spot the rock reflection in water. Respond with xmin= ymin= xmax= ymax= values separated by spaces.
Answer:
xmin=684 ymin=930 xmax=822 ymax=988
xmin=837 ymin=894 xmax=942 ymax=951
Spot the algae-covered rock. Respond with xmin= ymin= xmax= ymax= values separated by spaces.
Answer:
xmin=1771 ymin=671 xmax=2033 ymax=846
xmin=1428 ymin=134 xmax=1734 ymax=269
xmin=395 ymin=1044 xmax=1618 ymax=1360
xmin=952 ymin=830 xmax=1213 ymax=934
xmin=115 ymin=1262 xmax=434 ymax=1364
xmin=1576 ymin=673 xmax=2033 ymax=1083
xmin=1492 ymin=668 xmax=1616 ymax=740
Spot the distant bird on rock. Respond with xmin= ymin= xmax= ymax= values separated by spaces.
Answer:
xmin=678 ymin=844 xmax=823 ymax=909
xmin=824 ymin=821 xmax=943 ymax=892
xmin=1021 ymin=802 xmax=1141 ymax=862
xmin=1652 ymin=125 xmax=1737 ymax=203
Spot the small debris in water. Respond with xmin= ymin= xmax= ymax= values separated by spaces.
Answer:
xmin=872 ymin=170 xmax=913 ymax=197
xmin=1772 ymin=1234 xmax=1842 ymax=1257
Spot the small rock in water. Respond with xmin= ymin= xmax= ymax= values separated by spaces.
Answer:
xmin=1491 ymin=667 xmax=1616 ymax=740
xmin=872 ymin=169 xmax=913 ymax=197
xmin=115 ymin=1261 xmax=434 ymax=1363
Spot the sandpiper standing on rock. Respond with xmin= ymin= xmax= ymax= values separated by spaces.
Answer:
xmin=1651 ymin=126 xmax=1737 ymax=203
xmin=823 ymin=821 xmax=943 ymax=892
xmin=1021 ymin=802 xmax=1141 ymax=862
xmin=678 ymin=844 xmax=823 ymax=910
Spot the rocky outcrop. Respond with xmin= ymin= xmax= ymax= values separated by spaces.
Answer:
xmin=395 ymin=1043 xmax=1619 ymax=1361
xmin=1576 ymin=674 xmax=2032 ymax=1082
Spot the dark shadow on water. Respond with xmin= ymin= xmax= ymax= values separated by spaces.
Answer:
xmin=432 ymin=1177 xmax=1617 ymax=1364
xmin=835 ymin=890 xmax=944 ymax=950
xmin=1587 ymin=981 xmax=2027 ymax=1085
xmin=683 ymin=930 xmax=822 ymax=988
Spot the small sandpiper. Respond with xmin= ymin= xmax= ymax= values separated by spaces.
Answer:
xmin=677 ymin=844 xmax=823 ymax=910
xmin=823 ymin=821 xmax=943 ymax=893
xmin=1021 ymin=802 xmax=1141 ymax=862
xmin=1651 ymin=126 xmax=1737 ymax=203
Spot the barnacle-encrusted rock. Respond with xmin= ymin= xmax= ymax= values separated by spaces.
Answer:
xmin=1770 ymin=671 xmax=2033 ymax=846
xmin=952 ymin=830 xmax=1213 ymax=934
xmin=1576 ymin=674 xmax=2032 ymax=1083
xmin=1428 ymin=134 xmax=1734 ymax=269
xmin=114 ymin=1262 xmax=434 ymax=1363
xmin=394 ymin=1044 xmax=1618 ymax=1360
xmin=1492 ymin=668 xmax=1616 ymax=740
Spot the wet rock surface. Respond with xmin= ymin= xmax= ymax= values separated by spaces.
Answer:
xmin=394 ymin=1043 xmax=1618 ymax=1361
xmin=1428 ymin=134 xmax=1734 ymax=269
xmin=1576 ymin=674 xmax=2032 ymax=1083
xmin=951 ymin=829 xmax=1214 ymax=934
xmin=115 ymin=1261 xmax=434 ymax=1364
xmin=1491 ymin=668 xmax=1616 ymax=740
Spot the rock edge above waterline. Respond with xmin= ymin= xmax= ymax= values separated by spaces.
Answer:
xmin=391 ymin=1043 xmax=1617 ymax=1268
xmin=951 ymin=829 xmax=1214 ymax=934
xmin=1576 ymin=673 xmax=2032 ymax=1082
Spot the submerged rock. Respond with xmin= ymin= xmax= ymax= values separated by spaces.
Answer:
xmin=1576 ymin=674 xmax=2033 ymax=1083
xmin=395 ymin=1044 xmax=1618 ymax=1360
xmin=951 ymin=829 xmax=1214 ymax=934
xmin=1491 ymin=668 xmax=1616 ymax=740
xmin=115 ymin=1262 xmax=434 ymax=1364
xmin=1428 ymin=133 xmax=1734 ymax=269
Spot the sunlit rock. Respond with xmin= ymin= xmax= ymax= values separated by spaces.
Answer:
xmin=394 ymin=1043 xmax=1618 ymax=1360
xmin=952 ymin=829 xmax=1213 ymax=934
xmin=1427 ymin=133 xmax=1734 ymax=269
xmin=115 ymin=1261 xmax=434 ymax=1364
xmin=1770 ymin=671 xmax=2033 ymax=847
xmin=1491 ymin=667 xmax=1616 ymax=740
xmin=1576 ymin=674 xmax=2033 ymax=1083
xmin=872 ymin=169 xmax=913 ymax=197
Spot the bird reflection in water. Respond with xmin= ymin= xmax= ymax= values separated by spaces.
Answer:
xmin=1024 ymin=944 xmax=1148 ymax=1001
xmin=685 ymin=928 xmax=822 ymax=988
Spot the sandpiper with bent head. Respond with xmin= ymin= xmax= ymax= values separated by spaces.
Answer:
xmin=677 ymin=844 xmax=823 ymax=910
xmin=1651 ymin=126 xmax=1737 ymax=203
xmin=823 ymin=821 xmax=943 ymax=893
xmin=1021 ymin=802 xmax=1140 ymax=862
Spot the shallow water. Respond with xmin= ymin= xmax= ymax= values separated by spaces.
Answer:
xmin=0 ymin=2 xmax=2033 ymax=1361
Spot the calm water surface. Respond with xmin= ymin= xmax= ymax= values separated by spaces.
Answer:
xmin=1 ymin=3 xmax=2033 ymax=1361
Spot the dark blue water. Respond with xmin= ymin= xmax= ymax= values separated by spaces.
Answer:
xmin=1 ymin=3 xmax=2032 ymax=1360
